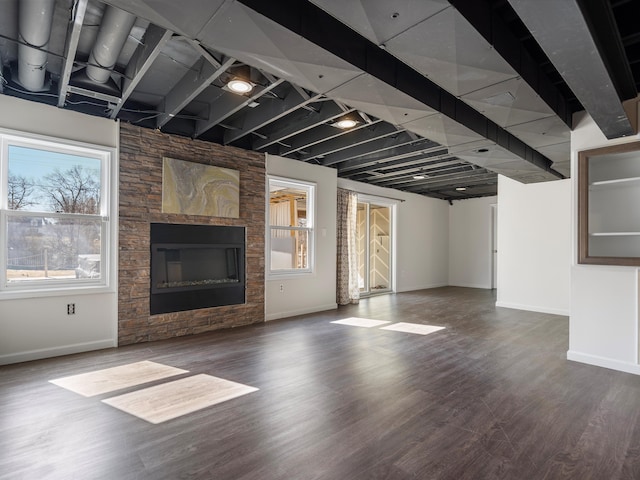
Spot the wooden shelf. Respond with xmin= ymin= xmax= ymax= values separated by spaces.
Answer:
xmin=590 ymin=232 xmax=640 ymax=237
xmin=590 ymin=176 xmax=640 ymax=188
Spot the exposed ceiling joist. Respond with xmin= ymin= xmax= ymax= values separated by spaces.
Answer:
xmin=344 ymin=155 xmax=458 ymax=182
xmin=402 ymin=171 xmax=496 ymax=193
xmin=277 ymin=119 xmax=382 ymax=157
xmin=223 ymin=89 xmax=323 ymax=144
xmin=320 ymin=132 xmax=431 ymax=167
xmin=57 ymin=0 xmax=88 ymax=108
xmin=370 ymin=163 xmax=483 ymax=188
xmin=157 ymin=55 xmax=236 ymax=128
xmin=253 ymin=100 xmax=353 ymax=150
xmin=194 ymin=77 xmax=285 ymax=137
xmin=299 ymin=123 xmax=405 ymax=163
xmin=110 ymin=24 xmax=172 ymax=118
xmin=338 ymin=142 xmax=444 ymax=174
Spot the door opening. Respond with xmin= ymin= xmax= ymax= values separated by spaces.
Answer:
xmin=491 ymin=204 xmax=498 ymax=290
xmin=357 ymin=200 xmax=393 ymax=296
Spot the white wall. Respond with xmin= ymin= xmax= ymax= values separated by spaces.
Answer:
xmin=0 ymin=96 xmax=119 ymax=365
xmin=265 ymin=156 xmax=449 ymax=321
xmin=568 ymin=110 xmax=640 ymax=374
xmin=338 ymin=178 xmax=450 ymax=292
xmin=449 ymin=196 xmax=496 ymax=289
xmin=265 ymin=154 xmax=338 ymax=320
xmin=496 ymin=175 xmax=571 ymax=315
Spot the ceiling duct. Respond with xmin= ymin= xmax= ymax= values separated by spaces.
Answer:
xmin=507 ymin=0 xmax=635 ymax=139
xmin=86 ymin=5 xmax=137 ymax=84
xmin=17 ymin=0 xmax=55 ymax=91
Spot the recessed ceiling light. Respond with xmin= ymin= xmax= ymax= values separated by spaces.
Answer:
xmin=456 ymin=187 xmax=467 ymax=191
xmin=413 ymin=174 xmax=425 ymax=180
xmin=334 ymin=118 xmax=358 ymax=129
xmin=227 ymin=79 xmax=254 ymax=94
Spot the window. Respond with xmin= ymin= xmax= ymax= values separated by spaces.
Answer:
xmin=268 ymin=177 xmax=315 ymax=275
xmin=0 ymin=133 xmax=113 ymax=292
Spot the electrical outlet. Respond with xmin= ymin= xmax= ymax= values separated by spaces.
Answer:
xmin=279 ymin=284 xmax=284 ymax=293
xmin=67 ymin=303 xmax=75 ymax=315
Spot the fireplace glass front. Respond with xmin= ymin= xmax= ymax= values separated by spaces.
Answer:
xmin=150 ymin=223 xmax=245 ymax=314
xmin=152 ymin=245 xmax=241 ymax=293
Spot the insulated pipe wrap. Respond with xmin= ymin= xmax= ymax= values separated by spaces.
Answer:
xmin=18 ymin=0 xmax=56 ymax=91
xmin=86 ymin=5 xmax=137 ymax=84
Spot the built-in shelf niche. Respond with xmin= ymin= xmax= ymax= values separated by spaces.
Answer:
xmin=579 ymin=141 xmax=640 ymax=265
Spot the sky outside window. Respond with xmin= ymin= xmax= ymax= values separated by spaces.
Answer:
xmin=8 ymin=145 xmax=101 ymax=213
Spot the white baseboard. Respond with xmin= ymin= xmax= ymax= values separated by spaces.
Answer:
xmin=0 ymin=339 xmax=116 ymax=366
xmin=449 ymin=282 xmax=492 ymax=289
xmin=395 ymin=283 xmax=448 ymax=293
xmin=495 ymin=301 xmax=569 ymax=316
xmin=265 ymin=303 xmax=338 ymax=322
xmin=567 ymin=350 xmax=640 ymax=375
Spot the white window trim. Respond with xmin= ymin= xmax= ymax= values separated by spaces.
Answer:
xmin=267 ymin=176 xmax=316 ymax=279
xmin=0 ymin=129 xmax=116 ymax=299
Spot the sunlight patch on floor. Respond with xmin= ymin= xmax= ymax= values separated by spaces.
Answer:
xmin=49 ymin=360 xmax=188 ymax=397
xmin=380 ymin=322 xmax=446 ymax=335
xmin=331 ymin=317 xmax=391 ymax=328
xmin=102 ymin=374 xmax=258 ymax=424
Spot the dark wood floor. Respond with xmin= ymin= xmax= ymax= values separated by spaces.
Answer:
xmin=1 ymin=287 xmax=639 ymax=480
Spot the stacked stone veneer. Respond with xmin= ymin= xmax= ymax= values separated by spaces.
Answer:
xmin=118 ymin=123 xmax=265 ymax=345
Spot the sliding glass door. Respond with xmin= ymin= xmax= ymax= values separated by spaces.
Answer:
xmin=357 ymin=200 xmax=393 ymax=296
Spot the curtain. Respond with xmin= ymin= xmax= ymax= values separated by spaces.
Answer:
xmin=337 ymin=188 xmax=359 ymax=305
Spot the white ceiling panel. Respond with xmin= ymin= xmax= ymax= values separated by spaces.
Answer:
xmin=198 ymin=1 xmax=363 ymax=94
xmin=102 ymin=0 xmax=226 ymax=38
xmin=454 ymin=144 xmax=518 ymax=168
xmin=402 ymin=113 xmax=484 ymax=148
xmin=327 ymin=73 xmax=438 ymax=125
xmin=309 ymin=0 xmax=449 ymax=45
xmin=386 ymin=7 xmax=517 ymax=96
xmin=461 ymin=77 xmax=556 ymax=128
xmin=538 ymin=142 xmax=571 ymax=165
xmin=506 ymin=115 xmax=571 ymax=148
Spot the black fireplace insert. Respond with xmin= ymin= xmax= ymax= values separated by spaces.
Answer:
xmin=150 ymin=223 xmax=245 ymax=314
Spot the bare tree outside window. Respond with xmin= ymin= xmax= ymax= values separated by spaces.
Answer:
xmin=5 ymin=145 xmax=103 ymax=282
xmin=42 ymin=165 xmax=100 ymax=214
xmin=7 ymin=174 xmax=36 ymax=210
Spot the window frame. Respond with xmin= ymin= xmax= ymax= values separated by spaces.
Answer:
xmin=0 ymin=131 xmax=114 ymax=296
xmin=267 ymin=176 xmax=316 ymax=278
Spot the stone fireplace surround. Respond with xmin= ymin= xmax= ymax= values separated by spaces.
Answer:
xmin=118 ymin=123 xmax=265 ymax=345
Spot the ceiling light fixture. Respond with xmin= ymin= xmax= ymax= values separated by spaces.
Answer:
xmin=334 ymin=118 xmax=358 ymax=129
xmin=456 ymin=187 xmax=467 ymax=191
xmin=413 ymin=168 xmax=427 ymax=180
xmin=331 ymin=112 xmax=361 ymax=129
xmin=227 ymin=78 xmax=254 ymax=94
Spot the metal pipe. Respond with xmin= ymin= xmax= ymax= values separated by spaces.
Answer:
xmin=86 ymin=5 xmax=136 ymax=84
xmin=18 ymin=0 xmax=56 ymax=91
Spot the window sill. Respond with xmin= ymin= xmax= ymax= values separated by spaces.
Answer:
xmin=0 ymin=283 xmax=115 ymax=301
